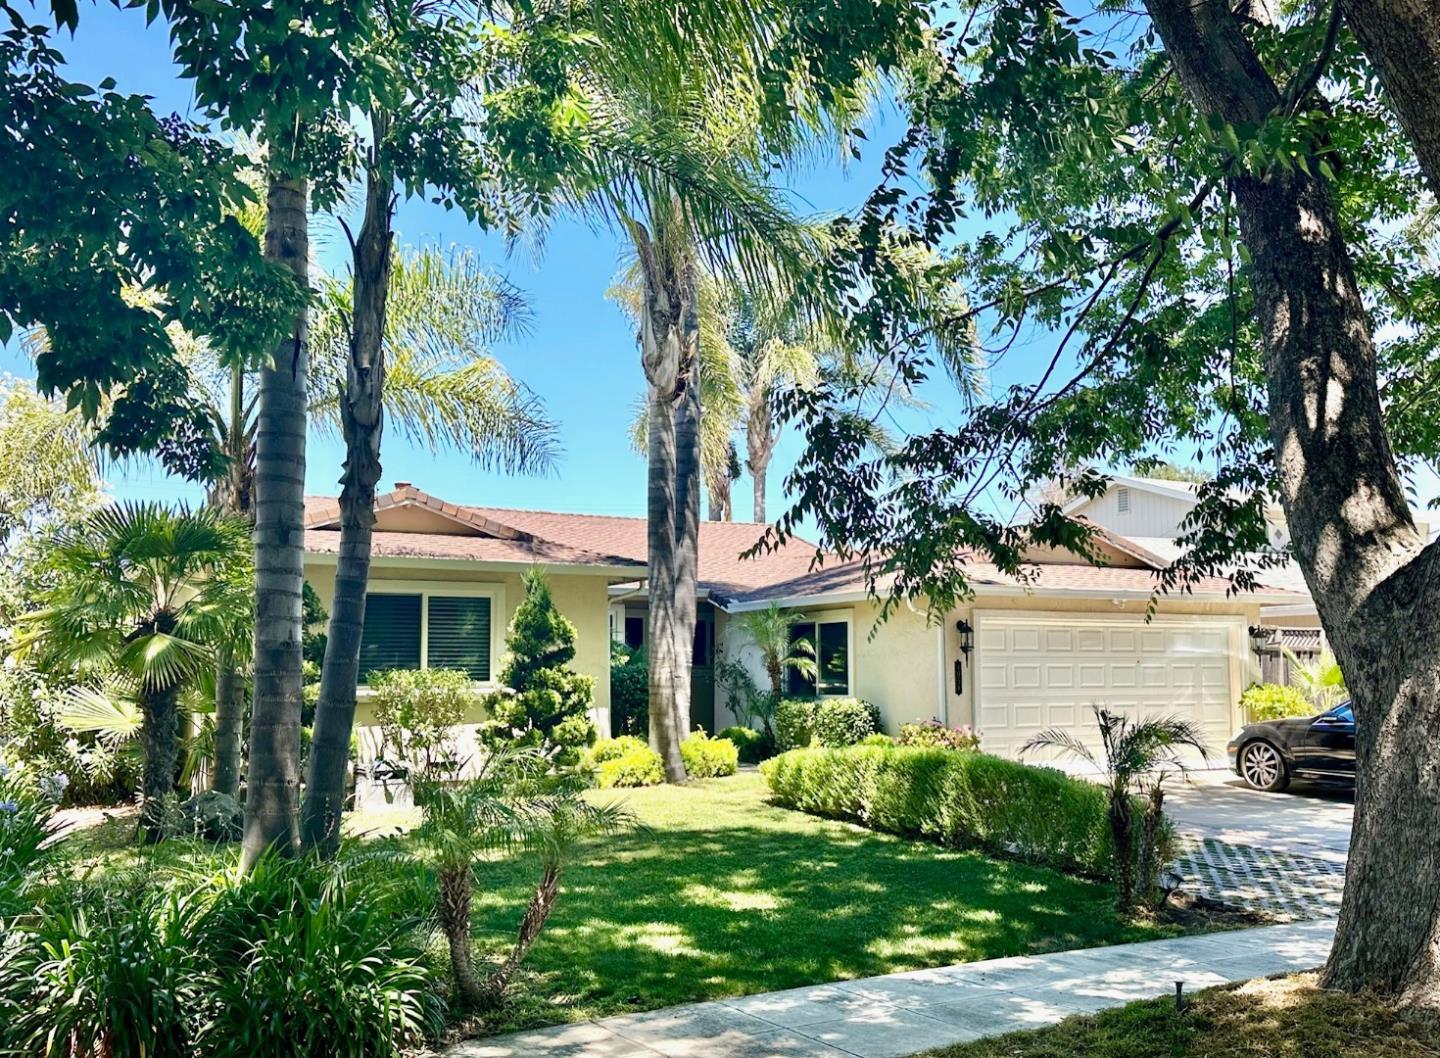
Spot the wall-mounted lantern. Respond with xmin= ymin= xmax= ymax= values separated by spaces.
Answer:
xmin=1248 ymin=625 xmax=1273 ymax=653
xmin=956 ymin=618 xmax=974 ymax=662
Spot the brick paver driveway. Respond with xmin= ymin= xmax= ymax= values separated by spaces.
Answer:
xmin=1166 ymin=771 xmax=1352 ymax=919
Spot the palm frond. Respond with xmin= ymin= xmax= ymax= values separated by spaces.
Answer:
xmin=57 ymin=685 xmax=144 ymax=743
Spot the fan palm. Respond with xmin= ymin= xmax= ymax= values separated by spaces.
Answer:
xmin=1287 ymin=648 xmax=1348 ymax=711
xmin=1022 ymin=706 xmax=1208 ymax=910
xmin=12 ymin=503 xmax=252 ymax=841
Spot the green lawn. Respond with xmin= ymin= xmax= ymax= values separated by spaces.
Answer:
xmin=924 ymin=974 xmax=1438 ymax=1058
xmin=458 ymin=773 xmax=1195 ymax=1033
xmin=63 ymin=772 xmax=1203 ymax=1037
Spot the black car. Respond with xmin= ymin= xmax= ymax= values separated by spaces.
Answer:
xmin=1227 ymin=701 xmax=1355 ymax=791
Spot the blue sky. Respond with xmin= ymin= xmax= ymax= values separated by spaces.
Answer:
xmin=2 ymin=3 xmax=999 ymax=534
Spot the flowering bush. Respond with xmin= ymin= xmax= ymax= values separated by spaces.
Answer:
xmin=0 ymin=758 xmax=65 ymax=909
xmin=897 ymin=720 xmax=981 ymax=752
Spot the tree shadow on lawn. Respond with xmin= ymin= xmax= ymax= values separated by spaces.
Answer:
xmin=467 ymin=806 xmax=1180 ymax=1034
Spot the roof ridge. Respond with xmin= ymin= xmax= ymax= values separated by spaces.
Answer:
xmin=466 ymin=502 xmax=774 ymax=529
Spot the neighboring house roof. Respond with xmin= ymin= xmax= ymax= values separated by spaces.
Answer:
xmin=303 ymin=484 xmax=1305 ymax=611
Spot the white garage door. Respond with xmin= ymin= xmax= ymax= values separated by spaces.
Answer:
xmin=973 ymin=611 xmax=1238 ymax=764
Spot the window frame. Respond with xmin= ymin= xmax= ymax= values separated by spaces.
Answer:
xmin=785 ymin=610 xmax=854 ymax=698
xmin=362 ymin=579 xmax=506 ymax=689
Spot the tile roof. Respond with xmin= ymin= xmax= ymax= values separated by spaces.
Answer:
xmin=303 ymin=487 xmax=1305 ymax=608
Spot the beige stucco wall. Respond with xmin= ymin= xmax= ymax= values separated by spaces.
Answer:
xmin=302 ymin=557 xmax=615 ymax=738
xmin=716 ymin=590 xmax=1267 ymax=736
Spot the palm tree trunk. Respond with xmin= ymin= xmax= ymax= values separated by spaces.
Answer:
xmin=302 ymin=132 xmax=395 ymax=858
xmin=212 ymin=645 xmax=243 ymax=798
xmin=438 ymin=863 xmax=484 ymax=1008
xmin=479 ymin=860 xmax=562 ymax=1007
xmin=670 ymin=257 xmax=702 ymax=744
xmin=241 ymin=168 xmax=309 ymax=868
xmin=211 ymin=364 xmax=250 ymax=799
xmin=139 ymin=683 xmax=180 ymax=844
xmin=1107 ymin=789 xmax=1134 ymax=911
xmin=746 ymin=393 xmax=774 ymax=523
xmin=633 ymin=219 xmax=688 ymax=783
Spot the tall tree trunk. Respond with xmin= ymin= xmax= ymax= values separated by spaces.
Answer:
xmin=241 ymin=169 xmax=309 ymax=868
xmin=707 ymin=467 xmax=732 ymax=521
xmin=1338 ymin=0 xmax=1440 ymax=200
xmin=1144 ymin=0 xmax=1440 ymax=1003
xmin=437 ymin=863 xmax=485 ymax=1008
xmin=212 ymin=645 xmax=244 ymax=798
xmin=746 ymin=392 xmax=774 ymax=523
xmin=479 ymin=860 xmax=562 ymax=1007
xmin=671 ymin=257 xmax=702 ymax=743
xmin=302 ymin=127 xmax=395 ymax=858
xmin=138 ymin=683 xmax=180 ymax=844
xmin=210 ymin=362 xmax=250 ymax=799
xmin=632 ymin=219 xmax=688 ymax=783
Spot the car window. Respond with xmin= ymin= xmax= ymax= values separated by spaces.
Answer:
xmin=1330 ymin=702 xmax=1354 ymax=724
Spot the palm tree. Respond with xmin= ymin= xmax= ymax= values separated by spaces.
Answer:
xmin=733 ymin=603 xmax=817 ymax=707
xmin=1022 ymin=707 xmax=1208 ymax=910
xmin=1287 ymin=648 xmax=1348 ymax=711
xmin=13 ymin=503 xmax=252 ymax=842
xmin=299 ymin=147 xmax=557 ymax=856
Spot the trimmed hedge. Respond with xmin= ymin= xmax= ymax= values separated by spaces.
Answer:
xmin=717 ymin=726 xmax=769 ymax=763
xmin=812 ymin=699 xmax=881 ymax=747
xmin=760 ymin=744 xmax=1170 ymax=881
xmin=681 ymin=730 xmax=739 ymax=778
xmin=1240 ymin=682 xmax=1314 ymax=721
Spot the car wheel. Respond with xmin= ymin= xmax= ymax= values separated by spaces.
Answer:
xmin=1240 ymin=740 xmax=1290 ymax=792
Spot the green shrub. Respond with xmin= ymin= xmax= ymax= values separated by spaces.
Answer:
xmin=195 ymin=858 xmax=442 ymax=1057
xmin=897 ymin=720 xmax=981 ymax=751
xmin=483 ymin=569 xmax=597 ymax=769
xmin=774 ymin=699 xmax=819 ymax=750
xmin=680 ymin=730 xmax=739 ymax=778
xmin=861 ymin=733 xmax=894 ymax=747
xmin=595 ymin=742 xmax=664 ymax=788
xmin=589 ymin=735 xmax=648 ymax=765
xmin=0 ymin=759 xmax=63 ymax=914
xmin=1240 ymin=682 xmax=1315 ymax=721
xmin=760 ymin=745 xmax=1168 ymax=881
xmin=0 ymin=886 xmax=208 ymax=1058
xmin=368 ymin=667 xmax=476 ymax=778
xmin=717 ymin=725 xmax=771 ymax=763
xmin=811 ymin=698 xmax=881 ymax=747
xmin=609 ymin=642 xmax=649 ymax=738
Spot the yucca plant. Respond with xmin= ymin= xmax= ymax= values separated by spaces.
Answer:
xmin=12 ymin=502 xmax=252 ymax=841
xmin=1022 ymin=706 xmax=1208 ymax=911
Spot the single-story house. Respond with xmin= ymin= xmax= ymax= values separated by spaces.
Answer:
xmin=303 ymin=484 xmax=1302 ymax=762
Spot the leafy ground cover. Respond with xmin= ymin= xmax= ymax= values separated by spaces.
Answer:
xmin=63 ymin=773 xmax=1215 ymax=1037
xmin=924 ymin=974 xmax=1437 ymax=1058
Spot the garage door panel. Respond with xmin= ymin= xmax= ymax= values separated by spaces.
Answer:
xmin=975 ymin=613 xmax=1236 ymax=763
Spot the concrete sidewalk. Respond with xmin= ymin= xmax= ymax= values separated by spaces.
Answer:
xmin=449 ymin=918 xmax=1336 ymax=1058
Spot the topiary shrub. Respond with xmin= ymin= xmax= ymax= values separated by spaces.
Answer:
xmin=596 ymin=745 xmax=665 ymax=788
xmin=811 ymin=698 xmax=881 ymax=747
xmin=1240 ymin=682 xmax=1315 ymax=721
xmin=717 ymin=725 xmax=770 ymax=763
xmin=482 ymin=569 xmax=597 ymax=770
xmin=760 ymin=744 xmax=1168 ymax=882
xmin=897 ymin=720 xmax=981 ymax=751
xmin=774 ymin=699 xmax=819 ymax=750
xmin=861 ymin=733 xmax=895 ymax=747
xmin=680 ymin=730 xmax=739 ymax=778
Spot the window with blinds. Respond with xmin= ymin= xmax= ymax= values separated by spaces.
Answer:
xmin=426 ymin=595 xmax=492 ymax=681
xmin=358 ymin=593 xmax=422 ymax=679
